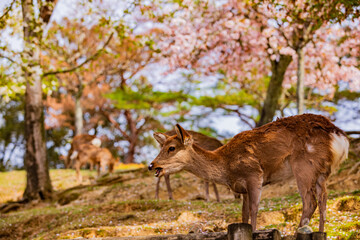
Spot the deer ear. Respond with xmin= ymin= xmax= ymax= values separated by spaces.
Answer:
xmin=153 ymin=132 xmax=168 ymax=146
xmin=175 ymin=124 xmax=193 ymax=146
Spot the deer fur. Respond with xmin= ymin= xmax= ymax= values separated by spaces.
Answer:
xmin=149 ymin=114 xmax=349 ymax=231
xmin=72 ymin=143 xmax=116 ymax=182
xmin=155 ymin=130 xmax=223 ymax=201
xmin=65 ymin=134 xmax=99 ymax=168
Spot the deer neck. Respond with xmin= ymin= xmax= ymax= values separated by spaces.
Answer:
xmin=184 ymin=144 xmax=228 ymax=185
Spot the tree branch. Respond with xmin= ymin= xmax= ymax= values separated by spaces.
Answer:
xmin=0 ymin=53 xmax=15 ymax=63
xmin=346 ymin=131 xmax=360 ymax=135
xmin=100 ymin=109 xmax=130 ymax=140
xmin=42 ymin=32 xmax=114 ymax=77
xmin=0 ymin=0 xmax=15 ymax=22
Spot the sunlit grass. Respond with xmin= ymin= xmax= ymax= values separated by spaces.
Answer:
xmin=0 ymin=169 xmax=98 ymax=203
xmin=114 ymin=163 xmax=145 ymax=171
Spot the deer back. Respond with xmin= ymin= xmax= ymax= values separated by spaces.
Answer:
xmin=165 ymin=130 xmax=223 ymax=151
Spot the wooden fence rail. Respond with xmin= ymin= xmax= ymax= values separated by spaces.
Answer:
xmin=91 ymin=223 xmax=326 ymax=240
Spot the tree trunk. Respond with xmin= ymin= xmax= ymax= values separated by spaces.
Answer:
xmin=22 ymin=0 xmax=53 ymax=201
xmin=296 ymin=47 xmax=305 ymax=114
xmin=257 ymin=54 xmax=292 ymax=127
xmin=74 ymin=73 xmax=84 ymax=136
xmin=74 ymin=96 xmax=83 ymax=135
xmin=124 ymin=110 xmax=137 ymax=163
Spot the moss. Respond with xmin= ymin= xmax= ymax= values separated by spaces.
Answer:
xmin=335 ymin=196 xmax=360 ymax=211
xmin=283 ymin=204 xmax=302 ymax=222
xmin=58 ymin=192 xmax=80 ymax=206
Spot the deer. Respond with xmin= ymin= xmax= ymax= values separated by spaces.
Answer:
xmin=71 ymin=143 xmax=116 ymax=182
xmin=64 ymin=134 xmax=100 ymax=169
xmin=148 ymin=114 xmax=349 ymax=232
xmin=155 ymin=130 xmax=223 ymax=202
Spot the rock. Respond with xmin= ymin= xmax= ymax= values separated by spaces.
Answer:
xmin=297 ymin=225 xmax=313 ymax=234
xmin=335 ymin=196 xmax=360 ymax=211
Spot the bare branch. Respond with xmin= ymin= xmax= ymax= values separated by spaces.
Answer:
xmin=346 ymin=131 xmax=360 ymax=135
xmin=100 ymin=109 xmax=130 ymax=140
xmin=0 ymin=53 xmax=15 ymax=63
xmin=0 ymin=0 xmax=15 ymax=22
xmin=42 ymin=32 xmax=114 ymax=77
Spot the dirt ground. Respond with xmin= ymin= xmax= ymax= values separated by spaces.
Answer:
xmin=0 ymin=139 xmax=359 ymax=240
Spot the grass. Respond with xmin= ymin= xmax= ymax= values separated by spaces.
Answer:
xmin=0 ymin=166 xmax=359 ymax=240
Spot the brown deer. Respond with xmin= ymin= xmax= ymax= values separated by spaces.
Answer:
xmin=64 ymin=134 xmax=99 ymax=168
xmin=155 ymin=130 xmax=223 ymax=202
xmin=149 ymin=114 xmax=349 ymax=231
xmin=72 ymin=144 xmax=116 ymax=182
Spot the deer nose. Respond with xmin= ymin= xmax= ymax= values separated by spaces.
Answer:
xmin=148 ymin=163 xmax=154 ymax=171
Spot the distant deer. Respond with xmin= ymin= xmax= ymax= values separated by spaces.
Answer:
xmin=155 ymin=130 xmax=223 ymax=202
xmin=149 ymin=114 xmax=349 ymax=231
xmin=64 ymin=134 xmax=100 ymax=168
xmin=71 ymin=143 xmax=116 ymax=182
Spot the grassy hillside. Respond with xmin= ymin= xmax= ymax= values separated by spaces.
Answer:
xmin=0 ymin=142 xmax=359 ymax=240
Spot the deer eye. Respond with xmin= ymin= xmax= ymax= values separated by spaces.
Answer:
xmin=168 ymin=146 xmax=175 ymax=152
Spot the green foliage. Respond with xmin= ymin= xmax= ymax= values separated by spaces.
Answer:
xmin=107 ymin=85 xmax=188 ymax=110
xmin=334 ymin=90 xmax=360 ymax=102
xmin=190 ymin=90 xmax=258 ymax=109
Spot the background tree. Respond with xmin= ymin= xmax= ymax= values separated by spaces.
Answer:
xmin=253 ymin=0 xmax=360 ymax=116
xmin=21 ymin=0 xmax=57 ymax=201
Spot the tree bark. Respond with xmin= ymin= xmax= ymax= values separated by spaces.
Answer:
xmin=124 ymin=110 xmax=137 ymax=163
xmin=74 ymin=75 xmax=84 ymax=135
xmin=74 ymin=96 xmax=83 ymax=135
xmin=22 ymin=0 xmax=54 ymax=201
xmin=296 ymin=47 xmax=305 ymax=114
xmin=257 ymin=54 xmax=292 ymax=127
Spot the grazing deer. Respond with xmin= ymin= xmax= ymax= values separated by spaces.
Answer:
xmin=149 ymin=114 xmax=349 ymax=231
xmin=71 ymin=144 xmax=116 ymax=182
xmin=155 ymin=130 xmax=223 ymax=202
xmin=64 ymin=134 xmax=100 ymax=168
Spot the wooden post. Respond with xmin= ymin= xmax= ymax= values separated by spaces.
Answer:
xmin=253 ymin=229 xmax=281 ymax=240
xmin=312 ymin=232 xmax=326 ymax=240
xmin=296 ymin=233 xmax=312 ymax=240
xmin=227 ymin=223 xmax=252 ymax=240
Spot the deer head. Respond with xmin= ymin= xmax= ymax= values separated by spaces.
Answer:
xmin=149 ymin=124 xmax=194 ymax=177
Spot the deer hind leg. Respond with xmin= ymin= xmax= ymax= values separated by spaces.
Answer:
xmin=242 ymin=193 xmax=249 ymax=223
xmin=204 ymin=181 xmax=210 ymax=202
xmin=294 ymin=172 xmax=318 ymax=227
xmin=164 ymin=174 xmax=173 ymax=200
xmin=212 ymin=183 xmax=220 ymax=202
xmin=247 ymin=178 xmax=262 ymax=231
xmin=316 ymin=175 xmax=328 ymax=232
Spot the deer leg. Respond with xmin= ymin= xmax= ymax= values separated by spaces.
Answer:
xmin=90 ymin=162 xmax=94 ymax=171
xmin=155 ymin=176 xmax=161 ymax=200
xmin=212 ymin=183 xmax=220 ymax=202
xmin=75 ymin=162 xmax=82 ymax=183
xmin=164 ymin=174 xmax=173 ymax=200
xmin=204 ymin=181 xmax=210 ymax=202
xmin=295 ymin=177 xmax=317 ymax=227
xmin=108 ymin=163 xmax=114 ymax=174
xmin=247 ymin=180 xmax=262 ymax=231
xmin=96 ymin=162 xmax=100 ymax=176
xmin=242 ymin=193 xmax=249 ymax=223
xmin=316 ymin=175 xmax=328 ymax=232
